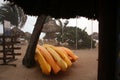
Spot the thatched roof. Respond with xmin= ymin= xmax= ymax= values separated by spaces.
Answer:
xmin=42 ymin=20 xmax=61 ymax=33
xmin=5 ymin=0 xmax=98 ymax=19
xmin=10 ymin=27 xmax=25 ymax=36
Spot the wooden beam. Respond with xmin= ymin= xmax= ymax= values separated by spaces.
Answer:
xmin=98 ymin=0 xmax=117 ymax=80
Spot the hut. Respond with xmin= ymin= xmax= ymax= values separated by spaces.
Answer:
xmin=42 ymin=20 xmax=61 ymax=45
xmin=5 ymin=0 xmax=118 ymax=80
xmin=10 ymin=27 xmax=25 ymax=37
xmin=24 ymin=32 xmax=31 ymax=42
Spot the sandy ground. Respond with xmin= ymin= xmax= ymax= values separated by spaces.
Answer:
xmin=0 ymin=44 xmax=98 ymax=80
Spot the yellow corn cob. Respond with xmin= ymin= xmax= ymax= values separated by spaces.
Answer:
xmin=37 ymin=45 xmax=61 ymax=74
xmin=56 ymin=46 xmax=72 ymax=67
xmin=60 ymin=47 xmax=79 ymax=62
xmin=35 ymin=48 xmax=51 ymax=75
xmin=46 ymin=44 xmax=72 ymax=67
xmin=43 ymin=44 xmax=68 ymax=71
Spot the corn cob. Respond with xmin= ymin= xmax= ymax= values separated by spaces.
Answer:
xmin=43 ymin=44 xmax=68 ymax=71
xmin=46 ymin=44 xmax=72 ymax=67
xmin=35 ymin=48 xmax=51 ymax=75
xmin=59 ymin=47 xmax=79 ymax=62
xmin=37 ymin=44 xmax=61 ymax=74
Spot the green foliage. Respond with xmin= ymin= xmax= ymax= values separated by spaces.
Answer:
xmin=0 ymin=3 xmax=27 ymax=27
xmin=56 ymin=27 xmax=96 ymax=49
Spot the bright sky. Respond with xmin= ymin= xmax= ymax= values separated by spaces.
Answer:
xmin=21 ymin=16 xmax=99 ymax=39
xmin=21 ymin=16 xmax=38 ymax=33
xmin=0 ymin=0 xmax=99 ymax=39
xmin=0 ymin=0 xmax=3 ymax=6
xmin=59 ymin=17 xmax=98 ymax=35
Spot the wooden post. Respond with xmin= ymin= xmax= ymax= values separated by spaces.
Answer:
xmin=22 ymin=15 xmax=47 ymax=68
xmin=98 ymin=0 xmax=117 ymax=80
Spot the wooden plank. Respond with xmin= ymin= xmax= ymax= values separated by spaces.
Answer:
xmin=0 ymin=42 xmax=20 ymax=45
xmin=0 ymin=57 xmax=3 ymax=60
xmin=0 ymin=35 xmax=18 ymax=38
xmin=13 ymin=47 xmax=21 ymax=49
xmin=0 ymin=49 xmax=12 ymax=52
xmin=0 ymin=57 xmax=13 ymax=59
xmin=0 ymin=50 xmax=3 ymax=52
xmin=6 ymin=53 xmax=21 ymax=55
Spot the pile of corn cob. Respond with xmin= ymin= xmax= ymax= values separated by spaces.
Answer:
xmin=35 ymin=44 xmax=79 ymax=75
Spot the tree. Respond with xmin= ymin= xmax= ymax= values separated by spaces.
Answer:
xmin=0 ymin=2 xmax=27 ymax=28
xmin=90 ymin=32 xmax=99 ymax=40
xmin=42 ymin=19 xmax=61 ymax=39
xmin=56 ymin=27 xmax=96 ymax=49
xmin=22 ymin=15 xmax=47 ymax=67
xmin=55 ymin=19 xmax=69 ymax=42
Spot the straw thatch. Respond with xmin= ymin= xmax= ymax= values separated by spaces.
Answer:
xmin=10 ymin=27 xmax=25 ymax=37
xmin=5 ymin=0 xmax=98 ymax=19
xmin=42 ymin=20 xmax=61 ymax=33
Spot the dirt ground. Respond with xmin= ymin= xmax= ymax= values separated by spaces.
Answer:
xmin=0 ymin=44 xmax=98 ymax=80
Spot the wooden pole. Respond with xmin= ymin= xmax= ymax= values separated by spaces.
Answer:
xmin=98 ymin=0 xmax=117 ymax=80
xmin=75 ymin=16 xmax=78 ymax=49
xmin=91 ymin=20 xmax=93 ymax=49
